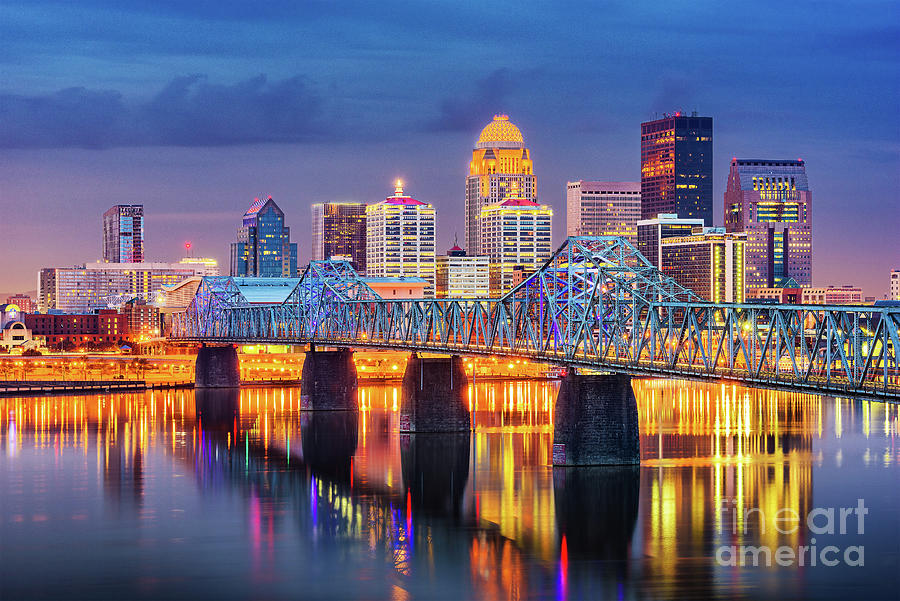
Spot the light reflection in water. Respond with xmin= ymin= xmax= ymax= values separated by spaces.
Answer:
xmin=1 ymin=379 xmax=898 ymax=600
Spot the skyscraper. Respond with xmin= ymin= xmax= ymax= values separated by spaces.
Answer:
xmin=640 ymin=112 xmax=713 ymax=224
xmin=465 ymin=115 xmax=536 ymax=255
xmin=724 ymin=159 xmax=812 ymax=288
xmin=435 ymin=245 xmax=490 ymax=298
xmin=636 ymin=213 xmax=705 ymax=269
xmin=230 ymin=196 xmax=298 ymax=277
xmin=102 ymin=205 xmax=144 ymax=263
xmin=311 ymin=202 xmax=367 ymax=273
xmin=566 ymin=181 xmax=641 ymax=245
xmin=366 ymin=182 xmax=436 ymax=295
xmin=660 ymin=227 xmax=746 ymax=303
xmin=480 ymin=198 xmax=552 ymax=295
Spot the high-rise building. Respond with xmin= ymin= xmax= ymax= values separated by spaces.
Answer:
xmin=891 ymin=270 xmax=899 ymax=301
xmin=465 ymin=115 xmax=536 ymax=255
xmin=724 ymin=159 xmax=812 ymax=289
xmin=365 ymin=182 xmax=436 ymax=295
xmin=230 ymin=196 xmax=298 ymax=277
xmin=640 ymin=113 xmax=713 ymax=224
xmin=311 ymin=202 xmax=368 ymax=273
xmin=660 ymin=227 xmax=746 ymax=303
xmin=5 ymin=294 xmax=33 ymax=313
xmin=102 ymin=205 xmax=144 ymax=263
xmin=566 ymin=181 xmax=641 ymax=245
xmin=435 ymin=245 xmax=490 ymax=298
xmin=636 ymin=213 xmax=705 ymax=268
xmin=480 ymin=198 xmax=552 ymax=295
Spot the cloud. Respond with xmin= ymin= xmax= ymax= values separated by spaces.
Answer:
xmin=428 ymin=68 xmax=516 ymax=132
xmin=0 ymin=74 xmax=327 ymax=148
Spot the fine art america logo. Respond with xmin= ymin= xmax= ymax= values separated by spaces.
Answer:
xmin=715 ymin=498 xmax=867 ymax=567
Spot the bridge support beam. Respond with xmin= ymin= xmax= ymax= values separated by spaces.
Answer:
xmin=399 ymin=354 xmax=470 ymax=432
xmin=194 ymin=344 xmax=240 ymax=388
xmin=552 ymin=372 xmax=639 ymax=466
xmin=301 ymin=348 xmax=358 ymax=411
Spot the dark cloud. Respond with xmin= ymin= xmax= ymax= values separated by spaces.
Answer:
xmin=428 ymin=69 xmax=516 ymax=132
xmin=0 ymin=74 xmax=326 ymax=149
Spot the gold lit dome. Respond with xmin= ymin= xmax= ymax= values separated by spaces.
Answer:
xmin=476 ymin=114 xmax=525 ymax=149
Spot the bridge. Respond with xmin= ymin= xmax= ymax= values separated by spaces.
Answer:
xmin=169 ymin=236 xmax=900 ymax=464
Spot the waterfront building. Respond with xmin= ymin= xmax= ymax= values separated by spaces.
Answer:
xmin=892 ymin=270 xmax=899 ymax=301
xmin=636 ymin=213 xmax=704 ymax=268
xmin=230 ymin=196 xmax=298 ymax=277
xmin=465 ymin=115 xmax=536 ymax=255
xmin=435 ymin=245 xmax=490 ymax=298
xmin=119 ymin=298 xmax=161 ymax=338
xmin=311 ymin=202 xmax=368 ymax=273
xmin=660 ymin=227 xmax=746 ymax=303
xmin=479 ymin=198 xmax=552 ymax=295
xmin=640 ymin=112 xmax=713 ymax=224
xmin=25 ymin=310 xmax=128 ymax=348
xmin=724 ymin=159 xmax=812 ymax=289
xmin=365 ymin=182 xmax=436 ymax=295
xmin=102 ymin=205 xmax=144 ymax=263
xmin=566 ymin=181 xmax=641 ymax=245
xmin=5 ymin=294 xmax=33 ymax=313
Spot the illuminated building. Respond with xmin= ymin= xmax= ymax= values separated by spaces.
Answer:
xmin=230 ymin=196 xmax=298 ymax=277
xmin=25 ymin=310 xmax=128 ymax=348
xmin=660 ymin=227 xmax=746 ymax=302
xmin=479 ymin=198 xmax=552 ymax=295
xmin=724 ymin=159 xmax=812 ymax=288
xmin=892 ymin=270 xmax=899 ymax=301
xmin=102 ymin=205 xmax=144 ymax=263
xmin=311 ymin=202 xmax=368 ymax=273
xmin=177 ymin=257 xmax=219 ymax=276
xmin=435 ymin=245 xmax=490 ymax=298
xmin=119 ymin=298 xmax=161 ymax=338
xmin=640 ymin=112 xmax=713 ymax=224
xmin=5 ymin=294 xmax=32 ymax=313
xmin=636 ymin=213 xmax=704 ymax=268
xmin=363 ymin=277 xmax=428 ymax=299
xmin=748 ymin=282 xmax=863 ymax=305
xmin=37 ymin=262 xmax=209 ymax=313
xmin=566 ymin=181 xmax=641 ymax=245
xmin=466 ymin=115 xmax=536 ymax=254
xmin=365 ymin=182 xmax=436 ymax=295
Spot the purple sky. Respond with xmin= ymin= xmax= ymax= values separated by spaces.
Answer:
xmin=1 ymin=1 xmax=898 ymax=296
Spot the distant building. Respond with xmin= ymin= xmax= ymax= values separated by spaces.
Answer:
xmin=660 ymin=227 xmax=746 ymax=303
xmin=746 ymin=279 xmax=804 ymax=304
xmin=466 ymin=115 xmax=536 ymax=255
xmin=366 ymin=182 xmax=436 ymax=295
xmin=25 ymin=310 xmax=128 ymax=348
xmin=636 ymin=213 xmax=704 ymax=268
xmin=892 ymin=270 xmax=900 ymax=301
xmin=177 ymin=257 xmax=219 ymax=276
xmin=230 ymin=196 xmax=298 ymax=277
xmin=363 ymin=277 xmax=428 ymax=299
xmin=725 ymin=159 xmax=812 ymax=289
xmin=311 ymin=202 xmax=368 ymax=273
xmin=566 ymin=181 xmax=641 ymax=245
xmin=435 ymin=245 xmax=490 ymax=298
xmin=640 ymin=113 xmax=713 ymax=224
xmin=802 ymin=286 xmax=863 ymax=305
xmin=480 ymin=198 xmax=552 ymax=295
xmin=103 ymin=205 xmax=144 ymax=263
xmin=5 ymin=294 xmax=33 ymax=313
xmin=119 ymin=299 xmax=161 ymax=338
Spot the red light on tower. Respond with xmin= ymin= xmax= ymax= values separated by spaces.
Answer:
xmin=185 ymin=241 xmax=192 ymax=252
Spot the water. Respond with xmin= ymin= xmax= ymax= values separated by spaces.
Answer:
xmin=1 ymin=380 xmax=898 ymax=600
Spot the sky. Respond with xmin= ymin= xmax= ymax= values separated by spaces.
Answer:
xmin=1 ymin=0 xmax=898 ymax=296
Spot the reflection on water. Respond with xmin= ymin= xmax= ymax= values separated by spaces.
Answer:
xmin=1 ymin=380 xmax=898 ymax=600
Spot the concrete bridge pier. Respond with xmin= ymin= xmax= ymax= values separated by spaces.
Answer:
xmin=399 ymin=354 xmax=470 ymax=432
xmin=552 ymin=372 xmax=640 ymax=466
xmin=195 ymin=344 xmax=240 ymax=388
xmin=301 ymin=348 xmax=358 ymax=411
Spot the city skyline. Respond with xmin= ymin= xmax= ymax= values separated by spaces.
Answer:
xmin=0 ymin=1 xmax=898 ymax=296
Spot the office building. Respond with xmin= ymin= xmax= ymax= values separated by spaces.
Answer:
xmin=748 ymin=282 xmax=862 ymax=305
xmin=102 ymin=205 xmax=144 ymax=263
xmin=640 ymin=112 xmax=713 ymax=224
xmin=892 ymin=270 xmax=899 ymax=301
xmin=365 ymin=182 xmax=436 ymax=295
xmin=311 ymin=202 xmax=368 ymax=273
xmin=435 ymin=245 xmax=490 ymax=298
xmin=724 ymin=159 xmax=812 ymax=289
xmin=5 ymin=294 xmax=33 ymax=313
xmin=660 ymin=227 xmax=746 ymax=303
xmin=465 ymin=115 xmax=536 ymax=254
xmin=566 ymin=181 xmax=641 ymax=245
xmin=230 ymin=196 xmax=298 ymax=277
xmin=363 ymin=277 xmax=429 ymax=299
xmin=177 ymin=257 xmax=219 ymax=276
xmin=25 ymin=310 xmax=128 ymax=348
xmin=480 ymin=198 xmax=552 ymax=295
xmin=637 ymin=213 xmax=705 ymax=268
xmin=119 ymin=298 xmax=161 ymax=338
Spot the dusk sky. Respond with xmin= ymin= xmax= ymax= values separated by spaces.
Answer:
xmin=1 ymin=0 xmax=898 ymax=296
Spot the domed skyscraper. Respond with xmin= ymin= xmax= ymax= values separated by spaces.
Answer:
xmin=465 ymin=115 xmax=536 ymax=255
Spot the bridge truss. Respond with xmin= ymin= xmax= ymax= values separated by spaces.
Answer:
xmin=172 ymin=237 xmax=900 ymax=400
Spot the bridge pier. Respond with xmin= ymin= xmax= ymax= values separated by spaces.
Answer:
xmin=194 ymin=344 xmax=240 ymax=388
xmin=399 ymin=354 xmax=470 ymax=433
xmin=301 ymin=348 xmax=358 ymax=411
xmin=552 ymin=372 xmax=640 ymax=466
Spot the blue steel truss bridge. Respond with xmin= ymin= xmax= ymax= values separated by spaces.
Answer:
xmin=170 ymin=237 xmax=900 ymax=401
